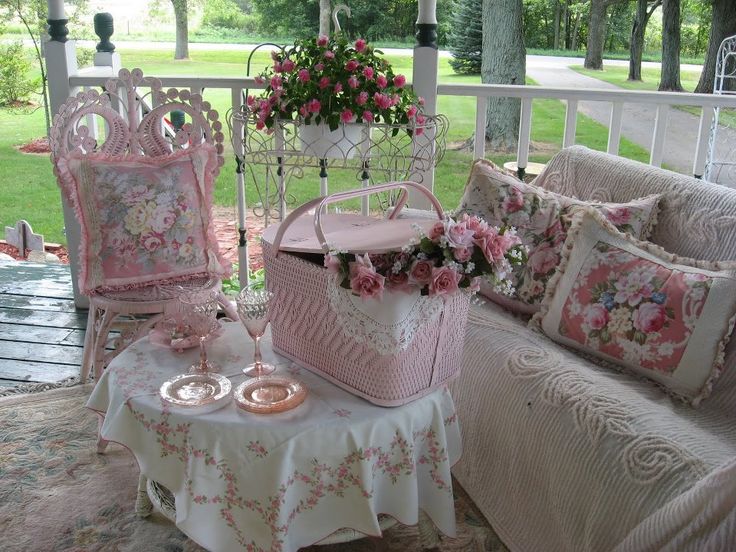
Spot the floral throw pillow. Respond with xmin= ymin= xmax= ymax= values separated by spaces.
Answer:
xmin=457 ymin=159 xmax=660 ymax=313
xmin=56 ymin=144 xmax=231 ymax=294
xmin=531 ymin=209 xmax=736 ymax=405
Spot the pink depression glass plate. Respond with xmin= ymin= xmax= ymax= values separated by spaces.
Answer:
xmin=234 ymin=376 xmax=307 ymax=414
xmin=160 ymin=372 xmax=232 ymax=413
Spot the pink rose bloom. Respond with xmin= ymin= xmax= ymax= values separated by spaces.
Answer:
xmin=324 ymin=253 xmax=342 ymax=274
xmin=428 ymin=221 xmax=445 ymax=241
xmin=502 ymin=186 xmax=525 ymax=213
xmin=324 ymin=50 xmax=335 ymax=60
xmin=605 ymin=207 xmax=631 ymax=226
xmin=390 ymin=93 xmax=400 ymax=106
xmin=463 ymin=214 xmax=488 ymax=237
xmin=273 ymin=61 xmax=282 ymax=73
xmin=429 ymin=266 xmax=462 ymax=297
xmin=282 ymin=59 xmax=296 ymax=72
xmin=409 ymin=259 xmax=434 ymax=286
xmin=140 ymin=232 xmax=164 ymax=252
xmin=406 ymin=104 xmax=418 ymax=119
xmin=362 ymin=66 xmax=374 ymax=80
xmin=270 ymin=50 xmax=280 ymax=61
xmin=446 ymin=221 xmax=475 ymax=248
xmin=362 ymin=110 xmax=374 ymax=123
xmin=340 ymin=109 xmax=354 ymax=123
xmin=393 ymin=74 xmax=406 ymax=88
xmin=270 ymin=75 xmax=283 ymax=89
xmin=317 ymin=35 xmax=328 ymax=46
xmin=334 ymin=82 xmax=343 ymax=93
xmin=246 ymin=95 xmax=256 ymax=107
xmin=614 ymin=269 xmax=655 ymax=306
xmin=453 ymin=246 xmax=473 ymax=263
xmin=415 ymin=127 xmax=424 ymax=136
xmin=345 ymin=59 xmax=359 ymax=72
xmin=584 ymin=303 xmax=609 ymax=331
xmin=376 ymin=75 xmax=388 ymax=88
xmin=318 ymin=76 xmax=331 ymax=89
xmin=355 ymin=38 xmax=367 ymax=52
xmin=418 ymin=96 xmax=426 ymax=105
xmin=298 ymin=68 xmax=310 ymax=83
xmin=348 ymin=76 xmax=360 ymax=89
xmin=151 ymin=205 xmax=177 ymax=233
xmin=356 ymin=91 xmax=369 ymax=106
xmin=633 ymin=302 xmax=667 ymax=333
xmin=349 ymin=258 xmax=385 ymax=300
xmin=314 ymin=62 xmax=325 ymax=72
xmin=387 ymin=271 xmax=413 ymax=293
xmin=527 ymin=242 xmax=559 ymax=275
xmin=307 ymin=98 xmax=321 ymax=113
xmin=255 ymin=120 xmax=266 ymax=130
xmin=299 ymin=105 xmax=308 ymax=117
xmin=254 ymin=76 xmax=265 ymax=85
xmin=373 ymin=93 xmax=391 ymax=110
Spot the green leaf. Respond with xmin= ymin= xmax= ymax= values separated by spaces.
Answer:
xmin=634 ymin=331 xmax=647 ymax=345
xmin=600 ymin=328 xmax=611 ymax=343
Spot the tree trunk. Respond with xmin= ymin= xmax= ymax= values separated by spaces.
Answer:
xmin=553 ymin=0 xmax=561 ymax=50
xmin=172 ymin=0 xmax=189 ymax=60
xmin=562 ymin=0 xmax=569 ymax=49
xmin=482 ymin=0 xmax=526 ymax=151
xmin=695 ymin=0 xmax=736 ymax=94
xmin=319 ymin=0 xmax=331 ymax=36
xmin=571 ymin=10 xmax=582 ymax=50
xmin=628 ymin=0 xmax=647 ymax=80
xmin=584 ymin=0 xmax=608 ymax=69
xmin=658 ymin=0 xmax=682 ymax=91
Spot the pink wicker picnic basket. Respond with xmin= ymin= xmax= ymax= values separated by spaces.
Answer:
xmin=261 ymin=182 xmax=471 ymax=406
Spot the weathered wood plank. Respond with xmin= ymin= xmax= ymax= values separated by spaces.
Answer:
xmin=0 ymin=283 xmax=75 ymax=299
xmin=0 ymin=323 xmax=78 ymax=345
xmin=0 ymin=340 xmax=83 ymax=365
xmin=0 ymin=308 xmax=87 ymax=329
xmin=0 ymin=359 xmax=78 ymax=383
xmin=0 ymin=294 xmax=78 ymax=312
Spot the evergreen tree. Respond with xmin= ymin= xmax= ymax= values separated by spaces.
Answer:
xmin=449 ymin=0 xmax=483 ymax=75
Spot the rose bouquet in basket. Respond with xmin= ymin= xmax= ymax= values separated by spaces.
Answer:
xmin=248 ymin=34 xmax=426 ymax=132
xmin=325 ymin=214 xmax=527 ymax=301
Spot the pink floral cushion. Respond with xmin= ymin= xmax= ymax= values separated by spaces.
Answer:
xmin=56 ymin=144 xmax=231 ymax=294
xmin=531 ymin=209 xmax=736 ymax=405
xmin=457 ymin=159 xmax=660 ymax=312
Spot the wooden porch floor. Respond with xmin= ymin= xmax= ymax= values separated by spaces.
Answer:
xmin=0 ymin=261 xmax=84 ymax=389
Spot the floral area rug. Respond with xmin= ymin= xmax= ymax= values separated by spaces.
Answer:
xmin=0 ymin=384 xmax=507 ymax=551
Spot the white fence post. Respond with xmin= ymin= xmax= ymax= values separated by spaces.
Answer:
xmin=45 ymin=0 xmax=87 ymax=308
xmin=410 ymin=0 xmax=439 ymax=209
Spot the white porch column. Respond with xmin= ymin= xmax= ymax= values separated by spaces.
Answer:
xmin=46 ymin=0 xmax=86 ymax=308
xmin=410 ymin=0 xmax=439 ymax=209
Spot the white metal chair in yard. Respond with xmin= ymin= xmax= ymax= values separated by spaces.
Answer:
xmin=50 ymin=68 xmax=236 ymax=384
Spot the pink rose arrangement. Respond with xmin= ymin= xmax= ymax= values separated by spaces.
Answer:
xmin=248 ymin=34 xmax=425 ymax=133
xmin=325 ymin=214 xmax=526 ymax=300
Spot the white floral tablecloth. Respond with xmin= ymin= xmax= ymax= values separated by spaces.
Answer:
xmin=86 ymin=322 xmax=462 ymax=552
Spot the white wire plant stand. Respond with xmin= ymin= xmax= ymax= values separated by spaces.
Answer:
xmin=228 ymin=110 xmax=447 ymax=286
xmin=230 ymin=111 xmax=448 ymax=223
xmin=704 ymin=34 xmax=736 ymax=185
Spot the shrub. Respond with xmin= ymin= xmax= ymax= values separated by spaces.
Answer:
xmin=0 ymin=42 xmax=40 ymax=106
xmin=202 ymin=0 xmax=247 ymax=30
xmin=77 ymin=46 xmax=95 ymax=68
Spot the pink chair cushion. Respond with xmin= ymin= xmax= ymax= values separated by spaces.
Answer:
xmin=458 ymin=159 xmax=660 ymax=312
xmin=56 ymin=144 xmax=231 ymax=294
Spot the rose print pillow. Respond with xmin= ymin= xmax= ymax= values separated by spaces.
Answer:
xmin=56 ymin=144 xmax=231 ymax=294
xmin=531 ymin=209 xmax=736 ymax=405
xmin=457 ymin=159 xmax=660 ymax=313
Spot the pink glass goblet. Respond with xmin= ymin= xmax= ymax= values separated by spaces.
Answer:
xmin=178 ymin=289 xmax=220 ymax=374
xmin=236 ymin=289 xmax=276 ymax=377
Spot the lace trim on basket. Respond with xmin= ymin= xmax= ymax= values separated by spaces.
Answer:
xmin=327 ymin=284 xmax=444 ymax=355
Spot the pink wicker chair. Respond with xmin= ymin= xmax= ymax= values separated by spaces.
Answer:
xmin=50 ymin=68 xmax=236 ymax=384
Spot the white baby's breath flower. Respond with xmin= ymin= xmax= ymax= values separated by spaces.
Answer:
xmin=392 ymin=261 xmax=402 ymax=274
xmin=465 ymin=262 xmax=475 ymax=274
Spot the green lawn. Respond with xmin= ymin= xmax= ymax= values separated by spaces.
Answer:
xmin=1 ymin=49 xmax=652 ymax=245
xmin=573 ymin=65 xmax=736 ymax=130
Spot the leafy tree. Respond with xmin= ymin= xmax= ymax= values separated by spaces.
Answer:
xmin=658 ymin=0 xmax=682 ymax=91
xmin=482 ymin=0 xmax=525 ymax=150
xmin=202 ymin=0 xmax=247 ymax=30
xmin=629 ymin=0 xmax=661 ymax=81
xmin=0 ymin=42 xmax=40 ymax=106
xmin=695 ymin=0 xmax=736 ymax=93
xmin=449 ymin=0 xmax=482 ymax=74
xmin=0 ymin=0 xmax=88 ymax=132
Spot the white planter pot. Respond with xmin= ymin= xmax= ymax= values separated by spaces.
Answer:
xmin=298 ymin=122 xmax=365 ymax=159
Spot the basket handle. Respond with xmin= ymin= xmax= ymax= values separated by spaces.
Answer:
xmin=272 ymin=181 xmax=444 ymax=254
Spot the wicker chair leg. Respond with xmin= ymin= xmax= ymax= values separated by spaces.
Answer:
xmin=135 ymin=474 xmax=153 ymax=518
xmin=96 ymin=416 xmax=109 ymax=453
xmin=81 ymin=306 xmax=99 ymax=383
xmin=418 ymin=510 xmax=441 ymax=550
xmin=93 ymin=309 xmax=117 ymax=381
